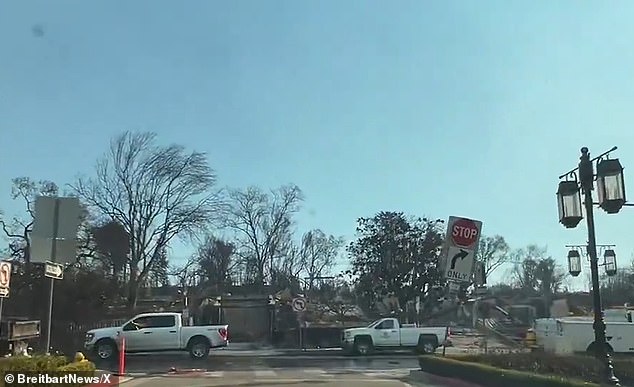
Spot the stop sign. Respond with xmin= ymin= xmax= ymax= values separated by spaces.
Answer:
xmin=451 ymin=218 xmax=479 ymax=248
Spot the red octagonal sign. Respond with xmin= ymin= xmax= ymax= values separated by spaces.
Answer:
xmin=451 ymin=218 xmax=479 ymax=248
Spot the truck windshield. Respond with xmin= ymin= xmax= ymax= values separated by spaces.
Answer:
xmin=367 ymin=319 xmax=382 ymax=328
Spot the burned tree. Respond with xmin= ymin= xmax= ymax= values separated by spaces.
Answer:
xmin=224 ymin=185 xmax=303 ymax=287
xmin=300 ymin=229 xmax=344 ymax=290
xmin=475 ymin=235 xmax=510 ymax=277
xmin=73 ymin=131 xmax=223 ymax=309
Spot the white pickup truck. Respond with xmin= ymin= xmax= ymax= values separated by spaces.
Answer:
xmin=341 ymin=317 xmax=449 ymax=355
xmin=84 ymin=312 xmax=228 ymax=360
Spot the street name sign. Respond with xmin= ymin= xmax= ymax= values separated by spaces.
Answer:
xmin=443 ymin=216 xmax=483 ymax=282
xmin=44 ymin=261 xmax=64 ymax=280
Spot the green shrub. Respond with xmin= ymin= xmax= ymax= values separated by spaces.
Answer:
xmin=440 ymin=352 xmax=634 ymax=385
xmin=419 ymin=355 xmax=599 ymax=387
xmin=57 ymin=361 xmax=95 ymax=373
xmin=0 ymin=355 xmax=96 ymax=386
xmin=0 ymin=355 xmax=68 ymax=372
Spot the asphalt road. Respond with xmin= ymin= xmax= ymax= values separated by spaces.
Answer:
xmin=119 ymin=372 xmax=418 ymax=387
xmin=107 ymin=366 xmax=483 ymax=387
xmin=98 ymin=354 xmax=421 ymax=375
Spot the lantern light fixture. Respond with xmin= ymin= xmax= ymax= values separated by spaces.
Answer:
xmin=557 ymin=180 xmax=583 ymax=228
xmin=604 ymin=249 xmax=618 ymax=277
xmin=568 ymin=250 xmax=582 ymax=277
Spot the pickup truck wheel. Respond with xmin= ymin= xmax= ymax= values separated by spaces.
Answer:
xmin=95 ymin=339 xmax=117 ymax=361
xmin=419 ymin=341 xmax=436 ymax=354
xmin=353 ymin=339 xmax=373 ymax=356
xmin=189 ymin=338 xmax=210 ymax=359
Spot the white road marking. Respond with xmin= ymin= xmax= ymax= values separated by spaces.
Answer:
xmin=303 ymin=369 xmax=327 ymax=374
xmin=254 ymin=369 xmax=277 ymax=377
xmin=203 ymin=371 xmax=224 ymax=377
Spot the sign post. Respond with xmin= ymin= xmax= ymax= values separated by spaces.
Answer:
xmin=0 ymin=261 xmax=12 ymax=325
xmin=442 ymin=216 xmax=483 ymax=294
xmin=292 ymin=297 xmax=307 ymax=350
xmin=31 ymin=196 xmax=80 ymax=354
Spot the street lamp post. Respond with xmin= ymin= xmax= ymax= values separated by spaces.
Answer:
xmin=566 ymin=244 xmax=618 ymax=291
xmin=557 ymin=146 xmax=628 ymax=386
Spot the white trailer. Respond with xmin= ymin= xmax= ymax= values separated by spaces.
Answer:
xmin=535 ymin=309 xmax=634 ymax=354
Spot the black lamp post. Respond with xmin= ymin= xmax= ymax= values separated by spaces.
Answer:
xmin=566 ymin=244 xmax=619 ymax=282
xmin=566 ymin=245 xmax=617 ymax=298
xmin=558 ymin=146 xmax=627 ymax=386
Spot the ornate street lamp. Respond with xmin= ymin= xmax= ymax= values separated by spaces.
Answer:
xmin=558 ymin=146 xmax=624 ymax=386
xmin=566 ymin=244 xmax=618 ymax=281
xmin=567 ymin=250 xmax=582 ymax=277
xmin=557 ymin=180 xmax=583 ymax=228
xmin=596 ymin=158 xmax=626 ymax=214
xmin=604 ymin=249 xmax=618 ymax=277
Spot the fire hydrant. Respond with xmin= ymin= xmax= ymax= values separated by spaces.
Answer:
xmin=74 ymin=352 xmax=89 ymax=363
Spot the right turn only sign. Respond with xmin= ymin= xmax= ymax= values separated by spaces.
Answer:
xmin=443 ymin=216 xmax=483 ymax=282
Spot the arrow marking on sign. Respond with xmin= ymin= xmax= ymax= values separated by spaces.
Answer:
xmin=450 ymin=249 xmax=470 ymax=270
xmin=45 ymin=263 xmax=63 ymax=278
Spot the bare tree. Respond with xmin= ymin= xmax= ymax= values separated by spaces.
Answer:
xmin=223 ymin=185 xmax=303 ymax=287
xmin=475 ymin=235 xmax=510 ymax=277
xmin=512 ymin=245 xmax=567 ymax=295
xmin=169 ymin=258 xmax=199 ymax=290
xmin=145 ymin=247 xmax=170 ymax=288
xmin=300 ymin=229 xmax=344 ymax=290
xmin=194 ymin=235 xmax=237 ymax=292
xmin=278 ymin=243 xmax=303 ymax=278
xmin=73 ymin=131 xmax=223 ymax=309
xmin=0 ymin=178 xmax=58 ymax=263
xmin=271 ymin=243 xmax=304 ymax=292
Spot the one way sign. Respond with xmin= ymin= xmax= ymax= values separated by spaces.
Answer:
xmin=444 ymin=246 xmax=475 ymax=282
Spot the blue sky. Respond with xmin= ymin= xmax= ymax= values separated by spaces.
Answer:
xmin=2 ymin=1 xmax=634 ymax=287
